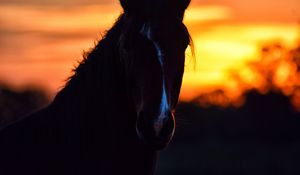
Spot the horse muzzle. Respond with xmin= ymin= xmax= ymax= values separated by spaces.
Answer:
xmin=136 ymin=111 xmax=175 ymax=150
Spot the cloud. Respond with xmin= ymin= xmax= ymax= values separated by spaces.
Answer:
xmin=0 ymin=0 xmax=115 ymax=6
xmin=0 ymin=4 xmax=120 ymax=33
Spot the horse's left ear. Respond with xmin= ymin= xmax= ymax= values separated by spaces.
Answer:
xmin=171 ymin=0 xmax=191 ymax=11
xmin=169 ymin=0 xmax=191 ymax=20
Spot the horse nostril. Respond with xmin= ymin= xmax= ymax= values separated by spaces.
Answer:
xmin=154 ymin=112 xmax=175 ymax=138
xmin=136 ymin=111 xmax=175 ymax=150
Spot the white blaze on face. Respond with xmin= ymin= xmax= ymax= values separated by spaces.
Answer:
xmin=154 ymin=80 xmax=169 ymax=136
xmin=140 ymin=23 xmax=170 ymax=137
xmin=153 ymin=42 xmax=169 ymax=137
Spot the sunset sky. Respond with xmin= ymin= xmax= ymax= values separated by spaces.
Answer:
xmin=0 ymin=0 xmax=299 ymax=101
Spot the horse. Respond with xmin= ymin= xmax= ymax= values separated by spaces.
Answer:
xmin=0 ymin=0 xmax=192 ymax=174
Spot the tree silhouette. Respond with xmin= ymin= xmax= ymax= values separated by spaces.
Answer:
xmin=195 ymin=31 xmax=300 ymax=111
xmin=0 ymin=84 xmax=50 ymax=127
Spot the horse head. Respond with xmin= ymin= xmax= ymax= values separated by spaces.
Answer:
xmin=119 ymin=0 xmax=191 ymax=150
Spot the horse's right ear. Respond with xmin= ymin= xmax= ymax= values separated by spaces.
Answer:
xmin=119 ymin=0 xmax=130 ymax=12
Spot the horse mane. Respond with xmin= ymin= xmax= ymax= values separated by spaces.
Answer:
xmin=65 ymin=15 xmax=124 ymax=91
xmin=53 ymin=14 xmax=129 ymax=107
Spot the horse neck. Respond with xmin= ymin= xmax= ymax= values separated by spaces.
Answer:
xmin=51 ymin=15 xmax=135 ymax=127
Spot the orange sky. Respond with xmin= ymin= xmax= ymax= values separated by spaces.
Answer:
xmin=0 ymin=0 xmax=299 ymax=101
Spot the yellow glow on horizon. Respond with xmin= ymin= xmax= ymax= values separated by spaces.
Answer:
xmin=184 ymin=5 xmax=233 ymax=23
xmin=180 ymin=24 xmax=299 ymax=101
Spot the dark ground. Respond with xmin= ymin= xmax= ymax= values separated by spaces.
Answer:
xmin=157 ymin=91 xmax=300 ymax=175
xmin=1 ymin=86 xmax=300 ymax=175
xmin=0 ymin=84 xmax=49 ymax=127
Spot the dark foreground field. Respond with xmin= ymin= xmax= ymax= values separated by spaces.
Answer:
xmin=158 ymin=91 xmax=300 ymax=175
xmin=1 ymin=86 xmax=300 ymax=175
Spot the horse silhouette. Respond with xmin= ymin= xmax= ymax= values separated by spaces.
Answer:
xmin=0 ymin=0 xmax=191 ymax=174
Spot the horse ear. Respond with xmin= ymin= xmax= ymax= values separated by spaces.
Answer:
xmin=169 ymin=0 xmax=191 ymax=20
xmin=119 ymin=0 xmax=160 ymax=14
xmin=119 ymin=0 xmax=133 ymax=12
xmin=170 ymin=0 xmax=191 ymax=11
xmin=119 ymin=0 xmax=191 ymax=19
xmin=119 ymin=0 xmax=149 ymax=13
